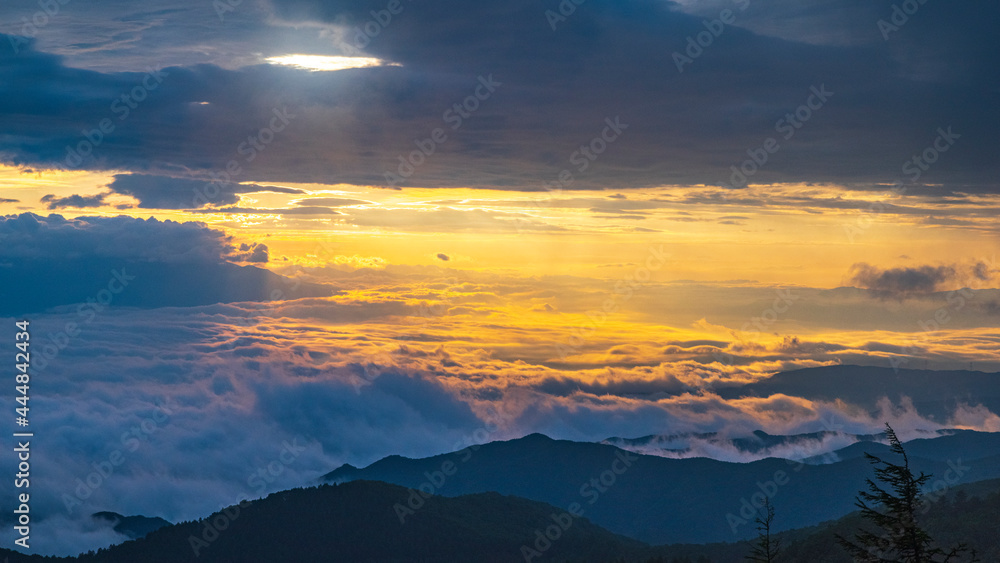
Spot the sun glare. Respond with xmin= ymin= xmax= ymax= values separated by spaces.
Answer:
xmin=265 ymin=54 xmax=398 ymax=72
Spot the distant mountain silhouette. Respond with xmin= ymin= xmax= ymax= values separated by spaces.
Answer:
xmin=606 ymin=429 xmax=880 ymax=452
xmin=602 ymin=429 xmax=885 ymax=461
xmin=323 ymin=431 xmax=1000 ymax=544
xmin=1 ymin=481 xmax=646 ymax=563
xmin=3 ymin=477 xmax=998 ymax=562
xmin=716 ymin=365 xmax=1000 ymax=422
xmin=751 ymin=476 xmax=1000 ymax=562
xmin=802 ymin=429 xmax=1000 ymax=464
xmin=91 ymin=512 xmax=170 ymax=540
xmin=647 ymin=478 xmax=1000 ymax=562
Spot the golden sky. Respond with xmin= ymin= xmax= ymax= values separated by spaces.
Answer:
xmin=4 ymin=163 xmax=998 ymax=382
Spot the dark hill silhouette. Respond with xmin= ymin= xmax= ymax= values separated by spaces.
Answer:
xmin=803 ymin=429 xmax=1000 ymax=464
xmin=91 ymin=512 xmax=171 ymax=540
xmin=0 ymin=481 xmax=646 ymax=563
xmin=323 ymin=431 xmax=1000 ymax=544
xmin=3 ymin=477 xmax=998 ymax=562
xmin=627 ymin=478 xmax=1000 ymax=562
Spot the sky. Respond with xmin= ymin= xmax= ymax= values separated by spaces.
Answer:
xmin=1 ymin=0 xmax=999 ymax=556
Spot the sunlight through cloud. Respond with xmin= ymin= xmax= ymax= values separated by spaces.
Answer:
xmin=265 ymin=54 xmax=399 ymax=72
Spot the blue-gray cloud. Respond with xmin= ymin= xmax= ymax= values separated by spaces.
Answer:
xmin=40 ymin=193 xmax=108 ymax=209
xmin=0 ymin=213 xmax=328 ymax=314
xmin=0 ymin=0 xmax=996 ymax=192
xmin=107 ymin=174 xmax=306 ymax=209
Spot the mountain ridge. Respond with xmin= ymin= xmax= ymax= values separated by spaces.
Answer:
xmin=321 ymin=429 xmax=1000 ymax=544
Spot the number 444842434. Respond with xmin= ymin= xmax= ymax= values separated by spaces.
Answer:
xmin=15 ymin=320 xmax=30 ymax=426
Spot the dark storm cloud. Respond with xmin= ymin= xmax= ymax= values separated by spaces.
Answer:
xmin=0 ymin=0 xmax=998 ymax=192
xmin=107 ymin=174 xmax=306 ymax=209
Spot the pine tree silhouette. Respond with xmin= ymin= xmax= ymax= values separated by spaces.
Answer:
xmin=836 ymin=423 xmax=978 ymax=563
xmin=745 ymin=496 xmax=780 ymax=562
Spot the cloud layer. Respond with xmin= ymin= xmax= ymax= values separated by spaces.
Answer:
xmin=0 ymin=0 xmax=997 ymax=191
xmin=2 ymin=288 xmax=998 ymax=554
xmin=0 ymin=213 xmax=328 ymax=314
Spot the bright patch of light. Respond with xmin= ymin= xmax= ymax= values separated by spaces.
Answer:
xmin=265 ymin=54 xmax=397 ymax=72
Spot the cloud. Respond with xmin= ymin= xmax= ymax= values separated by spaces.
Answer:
xmin=0 ymin=213 xmax=328 ymax=314
xmin=234 ymin=242 xmax=269 ymax=263
xmin=107 ymin=174 xmax=306 ymax=209
xmin=0 ymin=213 xmax=232 ymax=262
xmin=530 ymin=373 xmax=691 ymax=398
xmin=293 ymin=197 xmax=370 ymax=207
xmin=0 ymin=267 xmax=998 ymax=555
xmin=850 ymin=263 xmax=953 ymax=298
xmin=847 ymin=262 xmax=996 ymax=300
xmin=41 ymin=193 xmax=109 ymax=209
xmin=0 ymin=303 xmax=494 ymax=554
xmin=191 ymin=206 xmax=342 ymax=216
xmin=0 ymin=0 xmax=998 ymax=191
xmin=343 ymin=207 xmax=565 ymax=232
